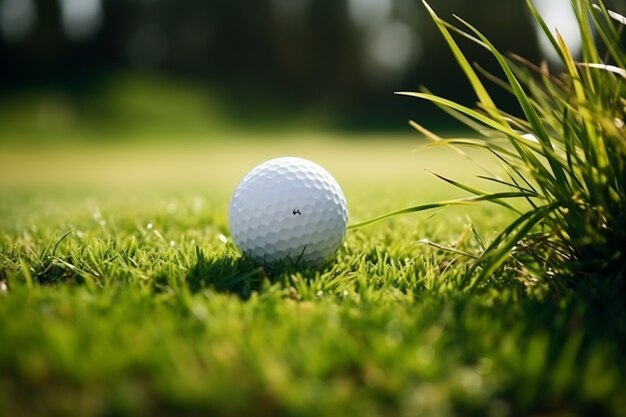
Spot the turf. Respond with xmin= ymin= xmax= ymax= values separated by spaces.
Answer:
xmin=1 ymin=137 xmax=625 ymax=417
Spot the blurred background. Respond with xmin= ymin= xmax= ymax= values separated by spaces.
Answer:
xmin=0 ymin=0 xmax=605 ymax=144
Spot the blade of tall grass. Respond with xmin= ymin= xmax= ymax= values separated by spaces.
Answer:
xmin=360 ymin=0 xmax=626 ymax=289
xmin=411 ymin=89 xmax=502 ymax=137
xmin=556 ymin=32 xmax=608 ymax=170
xmin=475 ymin=176 xmax=538 ymax=196
xmin=348 ymin=192 xmax=533 ymax=230
xmin=526 ymin=0 xmax=566 ymax=64
xmin=590 ymin=5 xmax=626 ymax=68
xmin=577 ymin=63 xmax=626 ymax=78
xmin=421 ymin=1 xmax=507 ymax=126
xmin=573 ymin=0 xmax=601 ymax=64
xmin=452 ymin=15 xmax=571 ymax=193
xmin=425 ymin=170 xmax=523 ymax=212
xmin=470 ymin=204 xmax=557 ymax=288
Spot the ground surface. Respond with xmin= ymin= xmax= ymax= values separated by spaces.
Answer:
xmin=1 ymin=135 xmax=625 ymax=417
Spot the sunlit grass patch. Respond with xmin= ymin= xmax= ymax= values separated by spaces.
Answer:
xmin=1 ymin=132 xmax=625 ymax=415
xmin=369 ymin=0 xmax=626 ymax=293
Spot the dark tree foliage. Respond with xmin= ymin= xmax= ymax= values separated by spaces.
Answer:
xmin=0 ymin=0 xmax=542 ymax=127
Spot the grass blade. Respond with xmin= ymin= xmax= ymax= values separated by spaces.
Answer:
xmin=470 ymin=204 xmax=557 ymax=288
xmin=421 ymin=1 xmax=507 ymax=126
xmin=452 ymin=14 xmax=571 ymax=194
xmin=349 ymin=192 xmax=533 ymax=230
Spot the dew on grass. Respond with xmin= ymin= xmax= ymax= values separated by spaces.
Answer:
xmin=193 ymin=196 xmax=205 ymax=213
xmin=166 ymin=202 xmax=178 ymax=214
xmin=153 ymin=230 xmax=164 ymax=241
xmin=89 ymin=204 xmax=102 ymax=221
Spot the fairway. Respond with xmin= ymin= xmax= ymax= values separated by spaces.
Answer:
xmin=2 ymin=0 xmax=626 ymax=413
xmin=1 ymin=135 xmax=625 ymax=417
xmin=0 ymin=135 xmax=498 ymax=235
xmin=0 ymin=133 xmax=483 ymax=190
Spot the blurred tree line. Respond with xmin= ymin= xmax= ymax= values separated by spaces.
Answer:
xmin=0 ymin=0 xmax=562 ymax=130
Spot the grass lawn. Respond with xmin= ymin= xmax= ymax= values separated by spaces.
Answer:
xmin=1 ymin=135 xmax=625 ymax=417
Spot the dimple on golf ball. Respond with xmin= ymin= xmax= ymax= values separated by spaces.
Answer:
xmin=228 ymin=157 xmax=348 ymax=266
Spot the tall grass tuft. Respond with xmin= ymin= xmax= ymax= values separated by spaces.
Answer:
xmin=354 ymin=0 xmax=626 ymax=292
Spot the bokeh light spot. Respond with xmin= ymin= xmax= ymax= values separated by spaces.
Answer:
xmin=348 ymin=0 xmax=392 ymax=28
xmin=59 ymin=0 xmax=103 ymax=42
xmin=0 ymin=0 xmax=36 ymax=42
xmin=366 ymin=20 xmax=420 ymax=81
xmin=532 ymin=0 xmax=582 ymax=63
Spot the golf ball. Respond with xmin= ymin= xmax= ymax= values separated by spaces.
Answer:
xmin=229 ymin=157 xmax=348 ymax=266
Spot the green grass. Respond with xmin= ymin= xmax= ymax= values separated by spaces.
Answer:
xmin=1 ymin=137 xmax=625 ymax=416
xmin=394 ymin=0 xmax=626 ymax=290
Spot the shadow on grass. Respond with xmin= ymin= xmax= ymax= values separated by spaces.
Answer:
xmin=186 ymin=246 xmax=324 ymax=300
xmin=186 ymin=247 xmax=263 ymax=299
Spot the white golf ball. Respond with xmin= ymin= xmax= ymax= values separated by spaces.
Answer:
xmin=229 ymin=157 xmax=348 ymax=266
